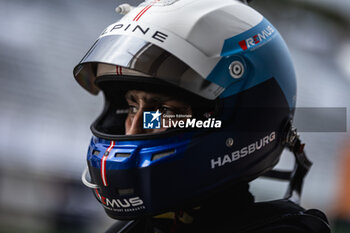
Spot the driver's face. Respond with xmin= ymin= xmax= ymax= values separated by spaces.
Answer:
xmin=125 ymin=90 xmax=192 ymax=135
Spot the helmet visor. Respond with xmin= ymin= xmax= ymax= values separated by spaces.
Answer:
xmin=73 ymin=35 xmax=224 ymax=100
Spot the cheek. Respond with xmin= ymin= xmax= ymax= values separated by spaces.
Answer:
xmin=155 ymin=127 xmax=167 ymax=133
xmin=184 ymin=105 xmax=192 ymax=115
xmin=125 ymin=116 xmax=132 ymax=130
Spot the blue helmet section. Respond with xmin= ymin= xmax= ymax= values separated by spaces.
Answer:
xmin=207 ymin=18 xmax=296 ymax=108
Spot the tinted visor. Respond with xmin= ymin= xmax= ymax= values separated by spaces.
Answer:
xmin=73 ymin=35 xmax=224 ymax=100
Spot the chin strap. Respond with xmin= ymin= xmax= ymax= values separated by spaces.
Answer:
xmin=262 ymin=123 xmax=312 ymax=204
xmin=284 ymin=125 xmax=313 ymax=203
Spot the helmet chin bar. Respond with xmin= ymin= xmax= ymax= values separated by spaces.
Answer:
xmin=81 ymin=123 xmax=311 ymax=206
xmin=262 ymin=122 xmax=312 ymax=204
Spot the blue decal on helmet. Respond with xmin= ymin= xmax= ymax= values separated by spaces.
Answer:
xmin=207 ymin=18 xmax=296 ymax=108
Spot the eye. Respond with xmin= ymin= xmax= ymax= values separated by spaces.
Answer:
xmin=159 ymin=106 xmax=175 ymax=115
xmin=128 ymin=105 xmax=138 ymax=114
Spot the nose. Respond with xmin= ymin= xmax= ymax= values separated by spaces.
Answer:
xmin=125 ymin=111 xmax=145 ymax=135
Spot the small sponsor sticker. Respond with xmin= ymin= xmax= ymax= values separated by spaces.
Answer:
xmin=239 ymin=24 xmax=275 ymax=51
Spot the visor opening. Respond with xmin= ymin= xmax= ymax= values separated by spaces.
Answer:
xmin=92 ymin=150 xmax=100 ymax=156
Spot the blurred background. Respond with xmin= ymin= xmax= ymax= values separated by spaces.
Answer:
xmin=0 ymin=0 xmax=349 ymax=232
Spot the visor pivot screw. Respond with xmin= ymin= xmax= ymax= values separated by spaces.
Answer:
xmin=229 ymin=61 xmax=244 ymax=79
xmin=115 ymin=3 xmax=134 ymax=15
xmin=226 ymin=138 xmax=234 ymax=147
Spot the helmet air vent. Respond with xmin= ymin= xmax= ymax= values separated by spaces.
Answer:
xmin=92 ymin=150 xmax=100 ymax=156
xmin=152 ymin=149 xmax=175 ymax=161
xmin=115 ymin=153 xmax=132 ymax=158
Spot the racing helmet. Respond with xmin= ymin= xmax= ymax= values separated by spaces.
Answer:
xmin=74 ymin=0 xmax=297 ymax=220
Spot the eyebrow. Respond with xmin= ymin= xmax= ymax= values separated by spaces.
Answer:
xmin=125 ymin=92 xmax=173 ymax=104
xmin=146 ymin=96 xmax=173 ymax=103
xmin=125 ymin=93 xmax=137 ymax=103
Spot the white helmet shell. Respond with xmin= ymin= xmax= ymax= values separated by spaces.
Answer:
xmin=74 ymin=0 xmax=263 ymax=99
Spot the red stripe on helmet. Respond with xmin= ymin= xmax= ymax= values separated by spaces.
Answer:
xmin=135 ymin=5 xmax=153 ymax=21
xmin=133 ymin=5 xmax=150 ymax=21
xmin=134 ymin=0 xmax=159 ymax=22
xmin=95 ymin=189 xmax=101 ymax=199
xmin=116 ymin=65 xmax=119 ymax=75
xmin=101 ymin=140 xmax=115 ymax=187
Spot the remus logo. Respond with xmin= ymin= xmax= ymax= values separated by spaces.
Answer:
xmin=239 ymin=25 xmax=275 ymax=51
xmin=95 ymin=190 xmax=144 ymax=208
